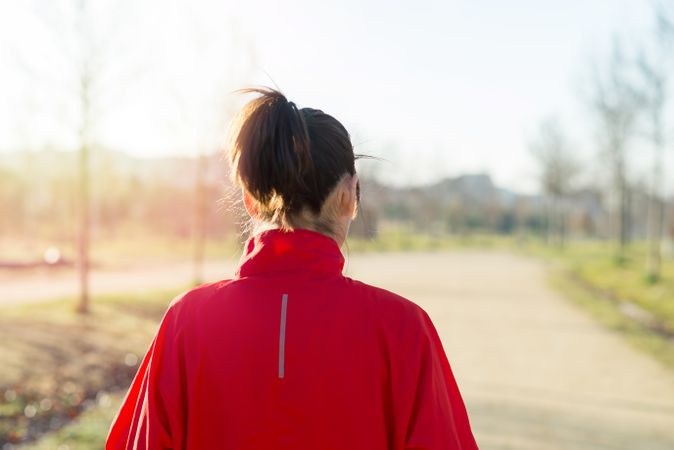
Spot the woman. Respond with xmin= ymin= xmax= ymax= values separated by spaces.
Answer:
xmin=106 ymin=88 xmax=478 ymax=449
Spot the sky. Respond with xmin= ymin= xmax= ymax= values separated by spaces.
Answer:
xmin=0 ymin=0 xmax=669 ymax=193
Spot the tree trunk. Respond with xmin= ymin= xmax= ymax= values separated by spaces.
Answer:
xmin=647 ymin=119 xmax=664 ymax=282
xmin=76 ymin=140 xmax=90 ymax=314
xmin=76 ymin=59 xmax=91 ymax=314
xmin=558 ymin=198 xmax=566 ymax=249
xmin=615 ymin=149 xmax=629 ymax=263
xmin=192 ymin=153 xmax=208 ymax=286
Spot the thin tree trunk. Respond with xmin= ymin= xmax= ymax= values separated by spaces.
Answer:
xmin=647 ymin=114 xmax=664 ymax=281
xmin=76 ymin=58 xmax=91 ymax=314
xmin=192 ymin=153 xmax=208 ymax=286
xmin=559 ymin=197 xmax=566 ymax=249
xmin=77 ymin=135 xmax=90 ymax=314
xmin=620 ymin=181 xmax=628 ymax=249
xmin=615 ymin=150 xmax=628 ymax=263
xmin=546 ymin=197 xmax=555 ymax=245
xmin=77 ymin=0 xmax=92 ymax=314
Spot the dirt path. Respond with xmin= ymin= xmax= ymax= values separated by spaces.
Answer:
xmin=345 ymin=251 xmax=674 ymax=450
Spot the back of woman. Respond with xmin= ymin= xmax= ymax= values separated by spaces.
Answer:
xmin=106 ymin=88 xmax=478 ymax=450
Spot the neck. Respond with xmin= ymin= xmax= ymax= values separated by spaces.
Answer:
xmin=248 ymin=217 xmax=348 ymax=247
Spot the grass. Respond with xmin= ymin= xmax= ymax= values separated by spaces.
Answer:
xmin=91 ymin=235 xmax=244 ymax=265
xmin=511 ymin=237 xmax=674 ymax=371
xmin=1 ymin=234 xmax=244 ymax=268
xmin=21 ymin=392 xmax=124 ymax=450
xmin=548 ymin=271 xmax=674 ymax=370
xmin=19 ymin=393 xmax=125 ymax=450
xmin=346 ymin=226 xmax=516 ymax=253
xmin=519 ymin=239 xmax=674 ymax=332
xmin=0 ymin=288 xmax=185 ymax=448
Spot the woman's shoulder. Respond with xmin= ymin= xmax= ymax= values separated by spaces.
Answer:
xmin=162 ymin=278 xmax=236 ymax=319
xmin=342 ymin=276 xmax=431 ymax=326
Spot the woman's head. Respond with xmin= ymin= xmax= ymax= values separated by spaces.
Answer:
xmin=227 ymin=87 xmax=360 ymax=244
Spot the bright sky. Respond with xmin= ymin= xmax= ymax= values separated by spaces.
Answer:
xmin=0 ymin=0 xmax=666 ymax=193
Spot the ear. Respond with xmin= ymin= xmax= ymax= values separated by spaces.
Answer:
xmin=242 ymin=188 xmax=260 ymax=219
xmin=337 ymin=174 xmax=359 ymax=219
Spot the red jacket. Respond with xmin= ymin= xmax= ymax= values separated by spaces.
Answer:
xmin=106 ymin=228 xmax=478 ymax=449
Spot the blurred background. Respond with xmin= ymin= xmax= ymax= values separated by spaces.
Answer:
xmin=1 ymin=0 xmax=674 ymax=448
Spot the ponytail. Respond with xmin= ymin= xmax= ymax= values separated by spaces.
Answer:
xmin=228 ymin=87 xmax=357 ymax=229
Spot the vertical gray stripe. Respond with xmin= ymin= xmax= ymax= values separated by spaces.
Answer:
xmin=278 ymin=293 xmax=288 ymax=379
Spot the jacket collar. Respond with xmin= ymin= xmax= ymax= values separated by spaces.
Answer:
xmin=234 ymin=227 xmax=345 ymax=278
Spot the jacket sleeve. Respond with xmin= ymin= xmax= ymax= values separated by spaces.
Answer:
xmin=396 ymin=308 xmax=478 ymax=450
xmin=106 ymin=303 xmax=187 ymax=450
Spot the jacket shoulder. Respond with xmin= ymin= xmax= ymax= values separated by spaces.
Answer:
xmin=165 ymin=279 xmax=235 ymax=316
xmin=343 ymin=277 xmax=430 ymax=324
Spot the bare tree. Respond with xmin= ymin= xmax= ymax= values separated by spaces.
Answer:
xmin=529 ymin=117 xmax=579 ymax=247
xmin=587 ymin=38 xmax=643 ymax=262
xmin=638 ymin=3 xmax=674 ymax=282
xmin=23 ymin=0 xmax=148 ymax=313
xmin=76 ymin=3 xmax=92 ymax=313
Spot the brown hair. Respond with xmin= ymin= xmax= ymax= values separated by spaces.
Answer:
xmin=228 ymin=87 xmax=360 ymax=234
